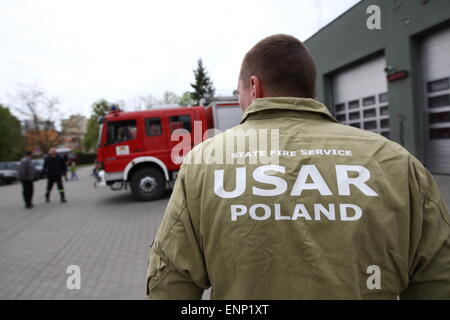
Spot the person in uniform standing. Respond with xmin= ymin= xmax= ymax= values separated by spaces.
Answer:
xmin=44 ymin=148 xmax=67 ymax=203
xmin=18 ymin=151 xmax=36 ymax=209
xmin=146 ymin=34 xmax=450 ymax=299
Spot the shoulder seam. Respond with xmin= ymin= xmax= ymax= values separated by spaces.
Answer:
xmin=427 ymin=197 xmax=450 ymax=229
xmin=159 ymin=204 xmax=189 ymax=252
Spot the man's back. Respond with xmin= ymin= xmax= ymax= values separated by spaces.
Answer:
xmin=147 ymin=98 xmax=450 ymax=299
xmin=148 ymin=34 xmax=450 ymax=300
xmin=18 ymin=157 xmax=35 ymax=181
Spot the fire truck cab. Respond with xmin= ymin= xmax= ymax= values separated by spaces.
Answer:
xmin=96 ymin=101 xmax=241 ymax=201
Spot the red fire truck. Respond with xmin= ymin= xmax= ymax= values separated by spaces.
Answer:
xmin=96 ymin=100 xmax=241 ymax=201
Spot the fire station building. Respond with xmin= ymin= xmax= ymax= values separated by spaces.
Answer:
xmin=304 ymin=0 xmax=450 ymax=174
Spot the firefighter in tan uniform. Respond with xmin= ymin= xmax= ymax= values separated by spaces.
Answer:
xmin=147 ymin=34 xmax=450 ymax=299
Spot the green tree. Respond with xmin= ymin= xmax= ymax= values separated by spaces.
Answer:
xmin=83 ymin=100 xmax=112 ymax=152
xmin=178 ymin=91 xmax=196 ymax=107
xmin=190 ymin=58 xmax=216 ymax=105
xmin=91 ymin=99 xmax=112 ymax=119
xmin=0 ymin=104 xmax=25 ymax=161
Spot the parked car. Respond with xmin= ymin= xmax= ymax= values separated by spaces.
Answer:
xmin=32 ymin=158 xmax=46 ymax=179
xmin=0 ymin=161 xmax=19 ymax=185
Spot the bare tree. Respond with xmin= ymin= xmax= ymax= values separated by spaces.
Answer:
xmin=116 ymin=95 xmax=164 ymax=111
xmin=162 ymin=91 xmax=179 ymax=105
xmin=140 ymin=94 xmax=161 ymax=110
xmin=126 ymin=97 xmax=146 ymax=111
xmin=12 ymin=84 xmax=62 ymax=154
xmin=112 ymin=92 xmax=181 ymax=112
xmin=117 ymin=97 xmax=148 ymax=111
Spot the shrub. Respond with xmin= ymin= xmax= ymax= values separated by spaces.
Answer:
xmin=75 ymin=152 xmax=97 ymax=165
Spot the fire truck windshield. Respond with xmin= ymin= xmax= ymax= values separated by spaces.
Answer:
xmin=106 ymin=120 xmax=137 ymax=145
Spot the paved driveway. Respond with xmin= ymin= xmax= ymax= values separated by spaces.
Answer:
xmin=0 ymin=165 xmax=167 ymax=299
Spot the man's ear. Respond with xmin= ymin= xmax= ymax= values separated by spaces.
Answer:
xmin=250 ymin=76 xmax=263 ymax=99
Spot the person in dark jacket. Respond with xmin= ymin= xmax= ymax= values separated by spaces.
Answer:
xmin=18 ymin=151 xmax=36 ymax=209
xmin=44 ymin=148 xmax=67 ymax=203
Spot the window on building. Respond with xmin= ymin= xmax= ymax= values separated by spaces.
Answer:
xmin=429 ymin=111 xmax=450 ymax=124
xmin=145 ymin=118 xmax=162 ymax=136
xmin=381 ymin=119 xmax=390 ymax=129
xmin=335 ymin=103 xmax=345 ymax=113
xmin=363 ymin=109 xmax=376 ymax=118
xmin=348 ymin=100 xmax=359 ymax=110
xmin=379 ymin=93 xmax=389 ymax=103
xmin=430 ymin=127 xmax=450 ymax=139
xmin=428 ymin=94 xmax=450 ymax=109
xmin=363 ymin=121 xmax=377 ymax=130
xmin=350 ymin=123 xmax=361 ymax=128
xmin=427 ymin=78 xmax=450 ymax=93
xmin=380 ymin=105 xmax=389 ymax=116
xmin=349 ymin=111 xmax=360 ymax=120
xmin=363 ymin=96 xmax=376 ymax=107
xmin=336 ymin=114 xmax=346 ymax=122
xmin=169 ymin=115 xmax=192 ymax=133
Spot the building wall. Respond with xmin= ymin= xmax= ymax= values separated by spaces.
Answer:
xmin=304 ymin=0 xmax=450 ymax=162
xmin=60 ymin=114 xmax=87 ymax=152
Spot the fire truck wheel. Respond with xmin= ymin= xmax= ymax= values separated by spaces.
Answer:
xmin=130 ymin=168 xmax=165 ymax=201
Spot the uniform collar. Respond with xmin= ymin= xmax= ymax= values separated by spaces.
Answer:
xmin=240 ymin=97 xmax=338 ymax=124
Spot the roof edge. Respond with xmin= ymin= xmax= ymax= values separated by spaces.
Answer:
xmin=304 ymin=0 xmax=364 ymax=43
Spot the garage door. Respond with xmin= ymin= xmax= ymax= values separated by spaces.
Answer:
xmin=422 ymin=27 xmax=450 ymax=174
xmin=332 ymin=55 xmax=390 ymax=139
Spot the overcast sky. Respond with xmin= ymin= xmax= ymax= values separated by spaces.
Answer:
xmin=0 ymin=0 xmax=360 ymax=120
